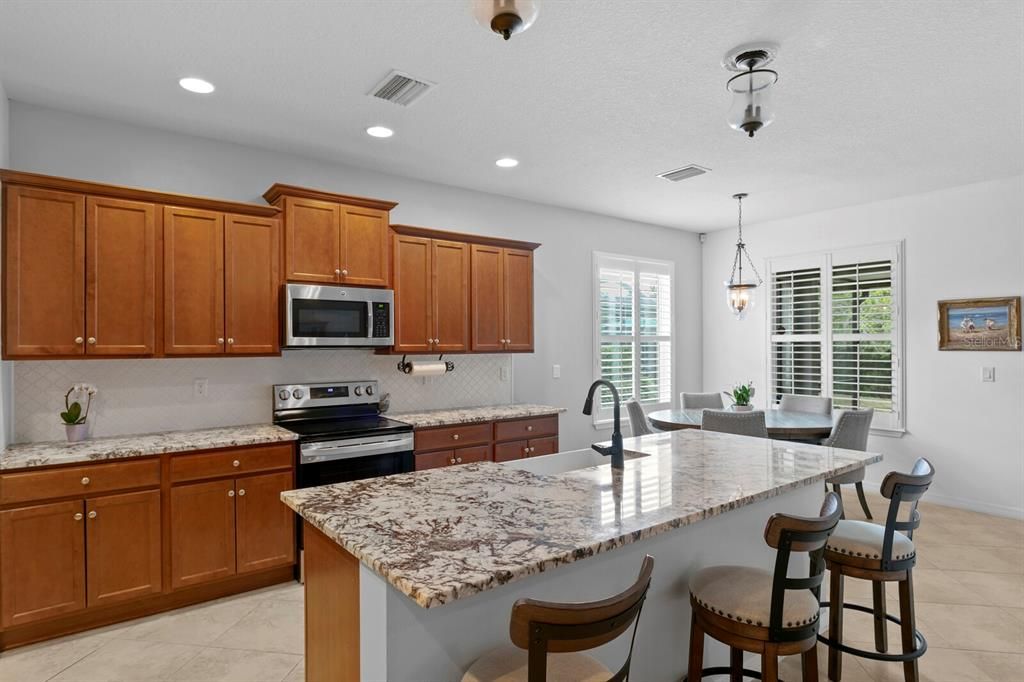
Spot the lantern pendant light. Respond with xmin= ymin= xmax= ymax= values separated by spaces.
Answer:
xmin=725 ymin=193 xmax=763 ymax=320
xmin=724 ymin=47 xmax=779 ymax=138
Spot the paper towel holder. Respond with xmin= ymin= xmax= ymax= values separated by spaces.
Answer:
xmin=397 ymin=355 xmax=456 ymax=375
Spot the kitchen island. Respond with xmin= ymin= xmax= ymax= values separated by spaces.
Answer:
xmin=281 ymin=430 xmax=880 ymax=681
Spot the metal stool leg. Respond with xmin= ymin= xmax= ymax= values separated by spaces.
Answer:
xmin=828 ymin=570 xmax=844 ymax=681
xmin=871 ymin=582 xmax=888 ymax=653
xmin=855 ymin=482 xmax=873 ymax=520
xmin=898 ymin=575 xmax=920 ymax=682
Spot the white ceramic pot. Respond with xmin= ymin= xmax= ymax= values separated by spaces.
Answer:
xmin=65 ymin=423 xmax=89 ymax=442
xmin=731 ymin=404 xmax=754 ymax=412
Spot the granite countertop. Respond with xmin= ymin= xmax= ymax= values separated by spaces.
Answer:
xmin=1 ymin=424 xmax=297 ymax=471
xmin=281 ymin=430 xmax=881 ymax=608
xmin=389 ymin=404 xmax=565 ymax=428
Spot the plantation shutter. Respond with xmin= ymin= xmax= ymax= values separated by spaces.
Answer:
xmin=770 ymin=265 xmax=824 ymax=403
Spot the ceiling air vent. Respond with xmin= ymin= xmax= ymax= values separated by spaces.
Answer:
xmin=368 ymin=70 xmax=436 ymax=106
xmin=657 ymin=164 xmax=711 ymax=182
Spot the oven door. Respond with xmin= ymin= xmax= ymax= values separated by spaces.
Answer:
xmin=296 ymin=433 xmax=414 ymax=488
xmin=284 ymin=284 xmax=394 ymax=347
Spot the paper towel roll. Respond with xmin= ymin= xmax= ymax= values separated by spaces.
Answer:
xmin=408 ymin=361 xmax=448 ymax=377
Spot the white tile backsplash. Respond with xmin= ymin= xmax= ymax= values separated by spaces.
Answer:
xmin=13 ymin=351 xmax=512 ymax=443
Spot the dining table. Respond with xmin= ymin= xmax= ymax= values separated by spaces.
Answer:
xmin=647 ymin=408 xmax=836 ymax=440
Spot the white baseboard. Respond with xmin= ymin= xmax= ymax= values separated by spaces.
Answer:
xmin=864 ymin=478 xmax=1024 ymax=520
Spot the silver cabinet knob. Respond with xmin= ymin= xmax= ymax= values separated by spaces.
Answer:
xmin=74 ymin=512 xmax=83 ymax=521
xmin=87 ymin=337 xmax=96 ymax=345
xmin=526 ymin=425 xmax=533 ymax=432
xmin=335 ymin=268 xmax=342 ymax=276
xmin=238 ymin=489 xmax=245 ymax=496
xmin=452 ymin=434 xmax=460 ymax=440
xmin=524 ymin=446 xmax=530 ymax=454
xmin=228 ymin=490 xmax=235 ymax=497
xmin=75 ymin=337 xmax=84 ymax=344
xmin=449 ymin=457 xmax=456 ymax=465
xmin=88 ymin=510 xmax=97 ymax=519
xmin=341 ymin=269 xmax=349 ymax=276
xmin=81 ymin=477 xmax=90 ymax=486
xmin=217 ymin=337 xmax=225 ymax=344
xmin=456 ymin=456 xmax=463 ymax=463
xmin=530 ymin=447 xmax=536 ymax=453
xmin=227 ymin=338 xmax=234 ymax=345
xmin=232 ymin=460 xmax=240 ymax=468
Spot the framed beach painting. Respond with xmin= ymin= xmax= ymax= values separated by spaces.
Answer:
xmin=937 ymin=296 xmax=1021 ymax=351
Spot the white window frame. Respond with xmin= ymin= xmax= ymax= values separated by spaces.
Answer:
xmin=592 ymin=252 xmax=675 ymax=427
xmin=765 ymin=240 xmax=905 ymax=436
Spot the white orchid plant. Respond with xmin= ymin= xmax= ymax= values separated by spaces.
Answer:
xmin=61 ymin=384 xmax=97 ymax=425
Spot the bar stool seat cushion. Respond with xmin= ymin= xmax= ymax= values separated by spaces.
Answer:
xmin=462 ymin=645 xmax=611 ymax=682
xmin=689 ymin=565 xmax=820 ymax=628
xmin=825 ymin=519 xmax=915 ymax=562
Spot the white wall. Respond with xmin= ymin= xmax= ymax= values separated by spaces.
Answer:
xmin=7 ymin=102 xmax=703 ymax=449
xmin=0 ymin=80 xmax=10 ymax=447
xmin=702 ymin=176 xmax=1024 ymax=517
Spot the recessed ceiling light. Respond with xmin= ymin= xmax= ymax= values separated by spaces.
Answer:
xmin=179 ymin=77 xmax=215 ymax=94
xmin=495 ymin=157 xmax=519 ymax=168
xmin=366 ymin=126 xmax=394 ymax=138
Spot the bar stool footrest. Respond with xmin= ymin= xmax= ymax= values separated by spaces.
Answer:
xmin=817 ymin=601 xmax=927 ymax=663
xmin=683 ymin=666 xmax=793 ymax=681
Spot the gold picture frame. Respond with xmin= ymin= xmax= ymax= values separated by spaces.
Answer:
xmin=937 ymin=296 xmax=1021 ymax=351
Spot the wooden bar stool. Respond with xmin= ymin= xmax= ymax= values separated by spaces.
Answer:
xmin=819 ymin=458 xmax=934 ymax=682
xmin=686 ymin=492 xmax=843 ymax=682
xmin=462 ymin=555 xmax=654 ymax=682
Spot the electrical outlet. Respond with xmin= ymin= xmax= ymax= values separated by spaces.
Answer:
xmin=981 ymin=367 xmax=995 ymax=382
xmin=500 ymin=366 xmax=510 ymax=381
xmin=193 ymin=378 xmax=208 ymax=398
xmin=552 ymin=364 xmax=561 ymax=379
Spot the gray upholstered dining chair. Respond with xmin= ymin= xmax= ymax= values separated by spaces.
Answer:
xmin=779 ymin=394 xmax=833 ymax=415
xmin=681 ymin=392 xmax=725 ymax=409
xmin=625 ymin=398 xmax=658 ymax=436
xmin=823 ymin=408 xmax=875 ymax=519
xmin=701 ymin=409 xmax=769 ymax=439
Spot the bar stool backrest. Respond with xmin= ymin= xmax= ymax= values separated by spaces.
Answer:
xmin=509 ymin=554 xmax=655 ymax=682
xmin=763 ymin=492 xmax=843 ymax=643
xmin=878 ymin=457 xmax=935 ymax=570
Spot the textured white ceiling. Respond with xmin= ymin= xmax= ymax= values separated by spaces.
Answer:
xmin=0 ymin=0 xmax=1021 ymax=231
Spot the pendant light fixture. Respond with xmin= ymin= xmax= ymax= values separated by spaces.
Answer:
xmin=724 ymin=45 xmax=779 ymax=138
xmin=725 ymin=193 xmax=762 ymax=320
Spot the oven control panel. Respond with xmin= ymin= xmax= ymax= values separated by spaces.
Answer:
xmin=273 ymin=381 xmax=379 ymax=410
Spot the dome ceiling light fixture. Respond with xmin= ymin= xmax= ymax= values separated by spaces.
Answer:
xmin=723 ymin=44 xmax=779 ymax=138
xmin=725 ymin=192 xmax=763 ymax=320
xmin=472 ymin=0 xmax=538 ymax=41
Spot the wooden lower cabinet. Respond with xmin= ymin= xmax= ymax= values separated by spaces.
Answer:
xmin=86 ymin=490 xmax=162 ymax=607
xmin=415 ymin=445 xmax=490 ymax=471
xmin=414 ymin=416 xmax=560 ymax=468
xmin=493 ymin=437 xmax=558 ymax=462
xmin=170 ymin=479 xmax=236 ymax=589
xmin=0 ymin=500 xmax=86 ymax=628
xmin=236 ymin=471 xmax=295 ymax=574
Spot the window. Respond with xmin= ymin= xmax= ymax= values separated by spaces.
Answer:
xmin=593 ymin=253 xmax=674 ymax=423
xmin=768 ymin=242 xmax=903 ymax=433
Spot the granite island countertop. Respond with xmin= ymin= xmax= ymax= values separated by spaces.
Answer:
xmin=389 ymin=404 xmax=565 ymax=428
xmin=281 ymin=429 xmax=881 ymax=608
xmin=1 ymin=424 xmax=297 ymax=471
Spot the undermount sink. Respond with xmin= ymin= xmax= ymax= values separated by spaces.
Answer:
xmin=504 ymin=447 xmax=649 ymax=475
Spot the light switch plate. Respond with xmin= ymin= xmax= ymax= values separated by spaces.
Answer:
xmin=981 ymin=367 xmax=995 ymax=382
xmin=552 ymin=364 xmax=561 ymax=379
xmin=193 ymin=378 xmax=208 ymax=398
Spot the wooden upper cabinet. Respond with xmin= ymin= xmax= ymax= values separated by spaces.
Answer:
xmin=342 ymin=206 xmax=389 ymax=286
xmin=0 ymin=500 xmax=86 ymax=627
xmin=503 ymin=248 xmax=534 ymax=352
xmin=86 ymin=197 xmax=157 ymax=355
xmin=170 ymin=479 xmax=236 ymax=589
xmin=393 ymin=235 xmax=433 ymax=353
xmin=433 ymin=240 xmax=470 ymax=352
xmin=163 ymin=207 xmax=225 ymax=355
xmin=235 ymin=471 xmax=295 ymax=574
xmin=85 ymin=490 xmax=162 ymax=607
xmin=225 ymin=214 xmax=280 ymax=354
xmin=284 ymin=197 xmax=340 ymax=283
xmin=4 ymin=186 xmax=85 ymax=357
xmin=471 ymin=244 xmax=505 ymax=352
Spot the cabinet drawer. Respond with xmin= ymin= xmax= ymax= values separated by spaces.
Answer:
xmin=528 ymin=436 xmax=558 ymax=458
xmin=494 ymin=415 xmax=558 ymax=442
xmin=0 ymin=459 xmax=160 ymax=506
xmin=414 ymin=423 xmax=491 ymax=452
xmin=415 ymin=445 xmax=491 ymax=471
xmin=170 ymin=444 xmax=294 ymax=483
xmin=494 ymin=440 xmax=528 ymax=463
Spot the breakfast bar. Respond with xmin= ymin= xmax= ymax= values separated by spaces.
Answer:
xmin=281 ymin=430 xmax=880 ymax=681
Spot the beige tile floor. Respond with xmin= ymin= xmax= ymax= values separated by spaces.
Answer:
xmin=0 ymin=489 xmax=1021 ymax=681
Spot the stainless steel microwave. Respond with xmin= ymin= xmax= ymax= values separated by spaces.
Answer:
xmin=283 ymin=284 xmax=394 ymax=348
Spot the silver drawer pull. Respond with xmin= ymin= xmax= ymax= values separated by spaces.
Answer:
xmin=232 ymin=460 xmax=240 ymax=467
xmin=449 ymin=457 xmax=456 ymax=465
xmin=88 ymin=510 xmax=97 ymax=519
xmin=452 ymin=434 xmax=460 ymax=440
xmin=526 ymin=425 xmax=533 ymax=432
xmin=456 ymin=456 xmax=463 ymax=463
xmin=228 ymin=490 xmax=235 ymax=497
xmin=238 ymin=489 xmax=245 ymax=496
xmin=74 ymin=512 xmax=83 ymax=521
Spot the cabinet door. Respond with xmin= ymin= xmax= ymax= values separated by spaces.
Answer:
xmin=494 ymin=440 xmax=528 ymax=463
xmin=86 ymin=197 xmax=157 ymax=355
xmin=503 ymin=248 xmax=534 ymax=352
xmin=454 ymin=444 xmax=491 ymax=465
xmin=225 ymin=214 xmax=280 ymax=354
xmin=235 ymin=471 xmax=295 ymax=574
xmin=285 ymin=197 xmax=340 ymax=283
xmin=163 ymin=207 xmax=225 ymax=355
xmin=170 ymin=479 xmax=236 ymax=589
xmin=432 ymin=240 xmax=470 ymax=352
xmin=470 ymin=244 xmax=505 ymax=351
xmin=341 ymin=206 xmax=389 ymax=286
xmin=0 ymin=500 xmax=85 ymax=627
xmin=414 ymin=449 xmax=456 ymax=471
xmin=528 ymin=436 xmax=558 ymax=458
xmin=393 ymin=235 xmax=433 ymax=353
xmin=4 ymin=186 xmax=85 ymax=356
xmin=85 ymin=490 xmax=162 ymax=607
